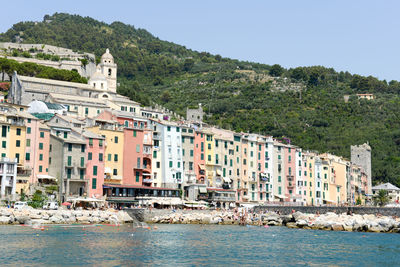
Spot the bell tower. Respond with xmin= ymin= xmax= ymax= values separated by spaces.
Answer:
xmin=99 ymin=48 xmax=117 ymax=93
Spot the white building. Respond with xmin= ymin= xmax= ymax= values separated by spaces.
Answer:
xmin=150 ymin=120 xmax=183 ymax=189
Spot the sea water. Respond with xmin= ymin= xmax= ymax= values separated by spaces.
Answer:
xmin=0 ymin=224 xmax=399 ymax=266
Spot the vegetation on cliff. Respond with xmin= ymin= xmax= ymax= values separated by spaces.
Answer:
xmin=1 ymin=13 xmax=400 ymax=186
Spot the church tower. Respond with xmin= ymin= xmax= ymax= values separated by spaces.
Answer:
xmin=99 ymin=48 xmax=117 ymax=93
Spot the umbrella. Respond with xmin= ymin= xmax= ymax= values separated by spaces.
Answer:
xmin=62 ymin=202 xmax=72 ymax=206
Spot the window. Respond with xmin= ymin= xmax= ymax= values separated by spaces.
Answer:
xmin=92 ymin=178 xmax=97 ymax=189
xmin=81 ymin=144 xmax=85 ymax=152
xmin=124 ymin=121 xmax=129 ymax=127
xmin=190 ymin=150 xmax=193 ymax=157
xmin=1 ymin=141 xmax=5 ymax=148
xmin=182 ymin=149 xmax=185 ymax=156
xmin=93 ymin=166 xmax=98 ymax=175
xmin=114 ymin=154 xmax=118 ymax=162
xmin=178 ymin=162 xmax=181 ymax=168
xmin=99 ymin=139 xmax=103 ymax=147
xmin=136 ymin=144 xmax=140 ymax=153
xmin=88 ymin=152 xmax=92 ymax=160
xmin=80 ymin=169 xmax=84 ymax=179
xmin=153 ymin=151 xmax=157 ymax=158
xmin=89 ymin=138 xmax=93 ymax=146
xmin=208 ymin=155 xmax=211 ymax=161
xmin=64 ymin=132 xmax=68 ymax=139
xmin=25 ymin=153 xmax=30 ymax=161
xmin=208 ymin=143 xmax=211 ymax=150
xmin=288 ymin=156 xmax=291 ymax=162
xmin=201 ymin=153 xmax=204 ymax=160
xmin=176 ymin=127 xmax=180 ymax=132
xmin=114 ymin=136 xmax=118 ymax=143
xmin=99 ymin=153 xmax=103 ymax=162
xmin=136 ymin=171 xmax=140 ymax=182
xmin=156 ymin=162 xmax=161 ymax=168
xmin=39 ymin=165 xmax=43 ymax=172
xmin=67 ymin=156 xmax=72 ymax=166
xmin=39 ymin=154 xmax=43 ymax=161
xmin=201 ymin=142 xmax=204 ymax=152
xmin=133 ymin=130 xmax=137 ymax=137
xmin=27 ymin=127 xmax=31 ymax=134
xmin=169 ymin=161 xmax=173 ymax=168
xmin=16 ymin=128 xmax=21 ymax=136
xmin=26 ymin=139 xmax=30 ymax=147
xmin=16 ymin=140 xmax=20 ymax=147
xmin=278 ymin=176 xmax=281 ymax=182
xmin=40 ymin=143 xmax=44 ymax=150
xmin=1 ymin=126 xmax=6 ymax=137
xmin=108 ymin=154 xmax=112 ymax=161
xmin=167 ymin=126 xmax=171 ymax=132
xmin=278 ymin=186 xmax=282 ymax=195
xmin=85 ymin=108 xmax=89 ymax=115
xmin=49 ymin=144 xmax=52 ymax=152
xmin=67 ymin=143 xmax=72 ymax=151
xmin=113 ymin=169 xmax=118 ymax=175
xmin=40 ymin=132 xmax=44 ymax=138
xmin=80 ymin=157 xmax=84 ymax=167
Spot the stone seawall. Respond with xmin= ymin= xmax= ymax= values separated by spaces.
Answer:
xmin=254 ymin=206 xmax=400 ymax=217
xmin=0 ymin=207 xmax=134 ymax=225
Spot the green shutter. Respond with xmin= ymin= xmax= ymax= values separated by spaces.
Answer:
xmin=92 ymin=178 xmax=97 ymax=189
xmin=25 ymin=153 xmax=30 ymax=161
xmin=67 ymin=156 xmax=72 ymax=166
xmin=80 ymin=157 xmax=84 ymax=167
xmin=93 ymin=166 xmax=97 ymax=176
xmin=88 ymin=152 xmax=92 ymax=160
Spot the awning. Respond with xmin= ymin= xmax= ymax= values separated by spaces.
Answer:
xmin=199 ymin=186 xmax=207 ymax=193
xmin=198 ymin=164 xmax=205 ymax=170
xmin=37 ymin=174 xmax=56 ymax=179
xmin=142 ymin=173 xmax=152 ymax=176
xmin=104 ymin=167 xmax=112 ymax=174
xmin=223 ymin=177 xmax=231 ymax=183
xmin=216 ymin=170 xmax=222 ymax=176
xmin=274 ymin=194 xmax=285 ymax=199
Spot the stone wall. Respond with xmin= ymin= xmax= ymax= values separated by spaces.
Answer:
xmin=254 ymin=206 xmax=400 ymax=217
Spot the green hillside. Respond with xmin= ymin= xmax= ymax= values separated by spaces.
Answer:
xmin=1 ymin=13 xmax=400 ymax=186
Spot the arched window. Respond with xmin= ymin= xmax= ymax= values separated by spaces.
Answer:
xmin=108 ymin=68 xmax=112 ymax=76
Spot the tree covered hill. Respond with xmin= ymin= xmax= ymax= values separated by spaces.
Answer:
xmin=1 ymin=13 xmax=400 ymax=186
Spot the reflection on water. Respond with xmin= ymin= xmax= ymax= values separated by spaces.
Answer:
xmin=0 ymin=224 xmax=399 ymax=266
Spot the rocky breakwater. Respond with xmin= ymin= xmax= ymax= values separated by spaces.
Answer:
xmin=151 ymin=210 xmax=400 ymax=233
xmin=151 ymin=210 xmax=240 ymax=225
xmin=0 ymin=207 xmax=133 ymax=225
xmin=284 ymin=211 xmax=400 ymax=233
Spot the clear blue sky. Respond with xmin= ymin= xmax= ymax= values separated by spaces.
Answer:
xmin=1 ymin=0 xmax=400 ymax=81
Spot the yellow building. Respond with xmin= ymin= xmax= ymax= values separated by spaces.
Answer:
xmin=87 ymin=125 xmax=124 ymax=184
xmin=305 ymin=154 xmax=316 ymax=205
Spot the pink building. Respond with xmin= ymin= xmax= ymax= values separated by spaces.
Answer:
xmin=284 ymin=145 xmax=297 ymax=202
xmin=25 ymin=117 xmax=51 ymax=190
xmin=123 ymin=127 xmax=152 ymax=186
xmin=82 ymin=130 xmax=105 ymax=198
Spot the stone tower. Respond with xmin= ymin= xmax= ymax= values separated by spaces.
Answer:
xmin=351 ymin=143 xmax=372 ymax=195
xmin=99 ymin=48 xmax=117 ymax=93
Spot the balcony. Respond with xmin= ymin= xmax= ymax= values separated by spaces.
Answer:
xmin=143 ymin=178 xmax=153 ymax=183
xmin=287 ymin=175 xmax=294 ymax=181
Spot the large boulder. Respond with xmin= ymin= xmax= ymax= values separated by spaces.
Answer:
xmin=49 ymin=215 xmax=64 ymax=224
xmin=15 ymin=215 xmax=31 ymax=224
xmin=0 ymin=216 xmax=11 ymax=224
xmin=331 ymin=224 xmax=344 ymax=231
xmin=76 ymin=216 xmax=90 ymax=223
